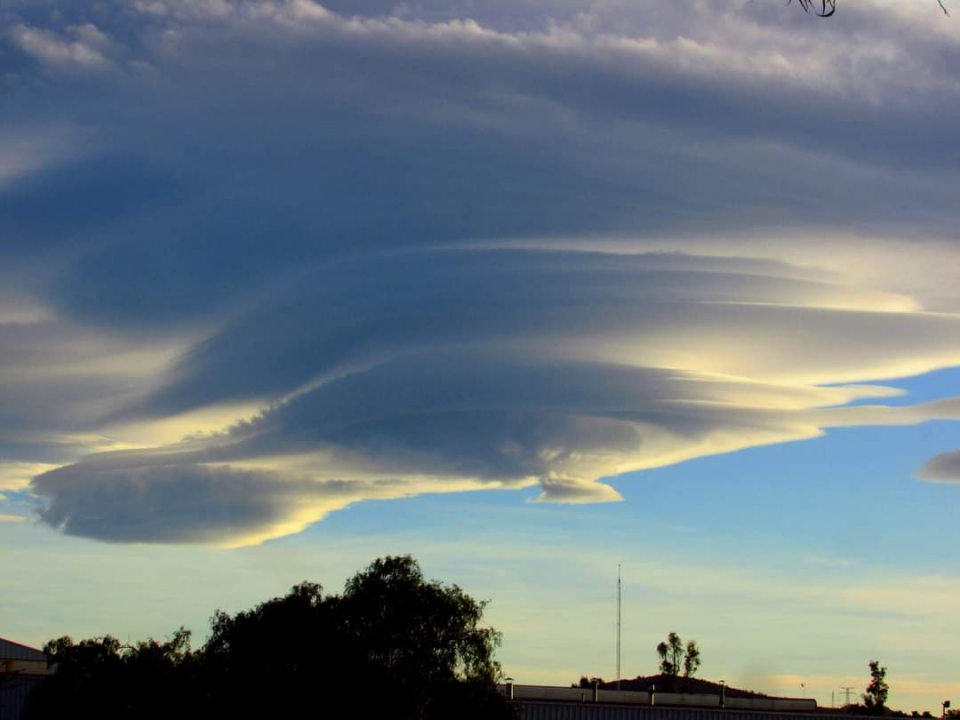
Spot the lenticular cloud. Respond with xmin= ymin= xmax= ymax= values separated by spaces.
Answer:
xmin=31 ymin=248 xmax=960 ymax=546
xmin=8 ymin=0 xmax=960 ymax=545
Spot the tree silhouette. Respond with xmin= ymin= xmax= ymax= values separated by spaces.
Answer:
xmin=657 ymin=632 xmax=684 ymax=676
xmin=656 ymin=632 xmax=701 ymax=678
xmin=863 ymin=660 xmax=889 ymax=714
xmin=683 ymin=640 xmax=701 ymax=678
xmin=26 ymin=556 xmax=515 ymax=720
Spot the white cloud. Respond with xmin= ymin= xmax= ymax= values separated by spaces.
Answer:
xmin=10 ymin=24 xmax=111 ymax=68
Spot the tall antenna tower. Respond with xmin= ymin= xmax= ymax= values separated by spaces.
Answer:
xmin=616 ymin=564 xmax=622 ymax=690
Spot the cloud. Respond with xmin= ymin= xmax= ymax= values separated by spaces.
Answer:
xmin=33 ymin=462 xmax=346 ymax=545
xmin=914 ymin=450 xmax=960 ymax=483
xmin=9 ymin=23 xmax=112 ymax=68
xmin=4 ymin=1 xmax=960 ymax=545
xmin=0 ymin=318 xmax=193 ymax=477
xmin=28 ymin=247 xmax=960 ymax=546
xmin=0 ymin=462 xmax=59 ymax=493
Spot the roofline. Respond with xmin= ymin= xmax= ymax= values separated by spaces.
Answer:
xmin=0 ymin=637 xmax=46 ymax=655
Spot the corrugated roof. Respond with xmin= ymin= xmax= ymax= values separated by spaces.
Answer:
xmin=0 ymin=638 xmax=47 ymax=663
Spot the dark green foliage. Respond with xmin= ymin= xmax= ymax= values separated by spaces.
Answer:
xmin=26 ymin=631 xmax=194 ymax=720
xmin=656 ymin=632 xmax=701 ymax=678
xmin=683 ymin=640 xmax=701 ymax=677
xmin=863 ymin=660 xmax=889 ymax=714
xmin=26 ymin=556 xmax=515 ymax=720
xmin=577 ymin=676 xmax=604 ymax=688
xmin=657 ymin=632 xmax=683 ymax=676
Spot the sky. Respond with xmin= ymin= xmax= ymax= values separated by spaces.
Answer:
xmin=1 ymin=0 xmax=959 ymax=711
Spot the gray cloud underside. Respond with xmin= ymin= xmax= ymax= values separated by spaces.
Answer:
xmin=33 ymin=463 xmax=398 ymax=544
xmin=1 ymin=1 xmax=958 ymax=330
xmin=4 ymin=1 xmax=960 ymax=543
xmin=128 ymin=250 xmax=960 ymax=416
xmin=29 ymin=248 xmax=960 ymax=546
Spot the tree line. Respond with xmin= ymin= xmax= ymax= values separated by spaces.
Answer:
xmin=24 ymin=556 xmax=516 ymax=720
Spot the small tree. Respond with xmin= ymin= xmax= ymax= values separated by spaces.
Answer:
xmin=863 ymin=660 xmax=889 ymax=714
xmin=656 ymin=632 xmax=701 ymax=678
xmin=657 ymin=632 xmax=683 ymax=676
xmin=577 ymin=676 xmax=604 ymax=688
xmin=683 ymin=640 xmax=701 ymax=678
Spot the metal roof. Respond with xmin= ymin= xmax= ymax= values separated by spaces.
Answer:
xmin=0 ymin=638 xmax=47 ymax=663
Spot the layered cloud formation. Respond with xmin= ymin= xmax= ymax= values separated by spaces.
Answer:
xmin=3 ymin=0 xmax=960 ymax=546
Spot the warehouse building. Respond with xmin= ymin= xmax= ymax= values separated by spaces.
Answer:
xmin=500 ymin=682 xmax=839 ymax=720
xmin=1 ymin=637 xmax=51 ymax=720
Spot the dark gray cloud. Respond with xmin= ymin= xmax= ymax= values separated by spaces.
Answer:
xmin=915 ymin=450 xmax=960 ymax=483
xmin=0 ymin=0 xmax=957 ymax=336
xmin=32 ymin=461 xmax=366 ymax=544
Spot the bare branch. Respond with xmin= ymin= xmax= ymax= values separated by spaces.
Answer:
xmin=791 ymin=0 xmax=948 ymax=16
xmin=790 ymin=0 xmax=836 ymax=17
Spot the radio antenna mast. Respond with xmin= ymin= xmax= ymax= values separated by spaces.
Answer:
xmin=616 ymin=564 xmax=622 ymax=690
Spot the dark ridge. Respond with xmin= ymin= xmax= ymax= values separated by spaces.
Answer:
xmin=602 ymin=674 xmax=772 ymax=699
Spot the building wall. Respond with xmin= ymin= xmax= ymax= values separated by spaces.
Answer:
xmin=505 ymin=685 xmax=817 ymax=714
xmin=1 ymin=638 xmax=50 ymax=720
xmin=0 ymin=675 xmax=46 ymax=720
xmin=517 ymin=704 xmax=845 ymax=720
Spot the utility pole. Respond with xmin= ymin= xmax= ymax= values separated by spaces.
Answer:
xmin=616 ymin=564 xmax=622 ymax=690
xmin=841 ymin=687 xmax=855 ymax=706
